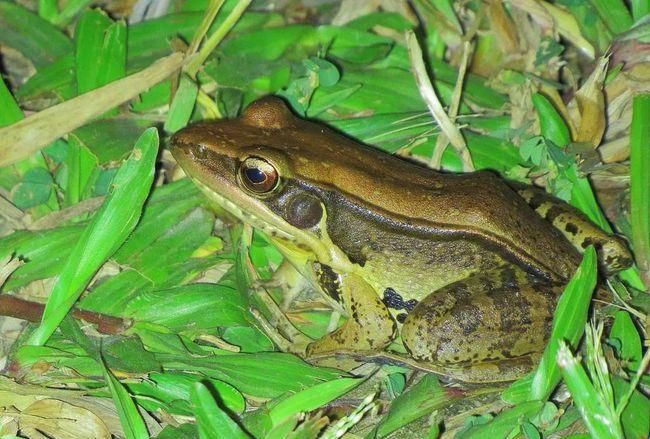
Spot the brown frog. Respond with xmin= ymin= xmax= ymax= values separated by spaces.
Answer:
xmin=171 ymin=97 xmax=632 ymax=382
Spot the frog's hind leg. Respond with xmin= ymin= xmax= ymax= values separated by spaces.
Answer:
xmin=306 ymin=272 xmax=397 ymax=358
xmin=400 ymin=266 xmax=563 ymax=383
xmin=514 ymin=185 xmax=633 ymax=275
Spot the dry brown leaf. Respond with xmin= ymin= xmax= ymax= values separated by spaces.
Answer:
xmin=567 ymin=57 xmax=608 ymax=147
xmin=0 ymin=52 xmax=186 ymax=167
xmin=487 ymin=0 xmax=520 ymax=55
xmin=20 ymin=398 xmax=111 ymax=439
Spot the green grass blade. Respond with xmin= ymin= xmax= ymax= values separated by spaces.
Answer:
xmin=191 ymin=381 xmax=251 ymax=439
xmin=75 ymin=10 xmax=127 ymax=95
xmin=532 ymin=93 xmax=571 ymax=147
xmin=268 ymin=378 xmax=362 ymax=425
xmin=186 ymin=0 xmax=225 ymax=55
xmin=164 ymin=73 xmax=199 ymax=133
xmin=589 ymin=0 xmax=633 ymax=35
xmin=186 ymin=0 xmax=253 ymax=76
xmin=54 ymin=0 xmax=94 ymax=27
xmin=64 ymin=134 xmax=98 ymax=206
xmin=38 ymin=0 xmax=58 ymax=22
xmin=427 ymin=0 xmax=462 ymax=32
xmin=630 ymin=0 xmax=650 ymax=20
xmin=456 ymin=401 xmax=544 ymax=439
xmin=26 ymin=128 xmax=159 ymax=345
xmin=529 ymin=246 xmax=598 ymax=401
xmin=376 ymin=374 xmax=448 ymax=437
xmin=0 ymin=77 xmax=23 ymax=126
xmin=630 ymin=94 xmax=650 ymax=289
xmin=103 ymin=362 xmax=150 ymax=439
xmin=0 ymin=2 xmax=72 ymax=67
xmin=557 ymin=341 xmax=623 ymax=439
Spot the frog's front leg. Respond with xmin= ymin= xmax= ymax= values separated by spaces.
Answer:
xmin=306 ymin=271 xmax=397 ymax=358
xmin=400 ymin=266 xmax=564 ymax=382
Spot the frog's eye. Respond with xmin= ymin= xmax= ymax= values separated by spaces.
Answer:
xmin=239 ymin=157 xmax=279 ymax=194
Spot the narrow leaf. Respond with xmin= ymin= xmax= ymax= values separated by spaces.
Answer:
xmin=529 ymin=246 xmax=598 ymax=401
xmin=557 ymin=342 xmax=623 ymax=439
xmin=103 ymin=363 xmax=149 ymax=439
xmin=26 ymin=128 xmax=159 ymax=345
xmin=630 ymin=94 xmax=650 ymax=289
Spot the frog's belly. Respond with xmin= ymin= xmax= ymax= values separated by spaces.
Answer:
xmin=358 ymin=238 xmax=509 ymax=312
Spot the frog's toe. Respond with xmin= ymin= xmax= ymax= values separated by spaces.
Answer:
xmin=251 ymin=286 xmax=312 ymax=354
xmin=249 ymin=307 xmax=310 ymax=354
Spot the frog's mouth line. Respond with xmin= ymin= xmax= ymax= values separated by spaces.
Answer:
xmin=188 ymin=174 xmax=353 ymax=272
xmin=193 ymin=177 xmax=295 ymax=240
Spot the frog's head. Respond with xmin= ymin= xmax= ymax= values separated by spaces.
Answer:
xmin=170 ymin=97 xmax=364 ymax=266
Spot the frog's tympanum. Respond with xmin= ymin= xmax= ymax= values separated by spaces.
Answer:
xmin=171 ymin=97 xmax=633 ymax=382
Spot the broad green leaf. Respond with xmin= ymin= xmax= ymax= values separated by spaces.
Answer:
xmin=376 ymin=374 xmax=448 ymax=437
xmin=73 ymin=118 xmax=154 ymax=164
xmin=191 ymin=381 xmax=251 ymax=439
xmin=630 ymin=94 xmax=650 ymax=289
xmin=159 ymin=352 xmax=341 ymax=399
xmin=15 ymin=55 xmax=76 ymax=105
xmin=613 ymin=376 xmax=650 ymax=439
xmin=456 ymin=401 xmax=544 ymax=439
xmin=79 ymin=207 xmax=218 ymax=314
xmin=589 ymin=0 xmax=633 ymax=35
xmin=11 ymin=167 xmax=55 ymax=209
xmin=268 ymin=378 xmax=362 ymax=425
xmin=0 ymin=77 xmax=23 ymax=126
xmin=0 ymin=225 xmax=85 ymax=291
xmin=532 ymin=93 xmax=571 ymax=147
xmin=0 ymin=1 xmax=72 ymax=67
xmin=165 ymin=74 xmax=199 ymax=133
xmin=125 ymin=372 xmax=245 ymax=416
xmin=630 ymin=0 xmax=650 ymax=20
xmin=124 ymin=283 xmax=249 ymax=331
xmin=64 ymin=134 xmax=98 ymax=206
xmin=26 ymin=128 xmax=159 ymax=345
xmin=75 ymin=10 xmax=127 ymax=95
xmin=54 ymin=0 xmax=94 ymax=27
xmin=609 ymin=311 xmax=642 ymax=372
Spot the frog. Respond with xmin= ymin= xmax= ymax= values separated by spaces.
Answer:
xmin=170 ymin=96 xmax=633 ymax=383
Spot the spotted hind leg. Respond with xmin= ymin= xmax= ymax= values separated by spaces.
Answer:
xmin=400 ymin=265 xmax=564 ymax=382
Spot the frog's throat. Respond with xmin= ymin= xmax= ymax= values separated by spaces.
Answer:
xmin=192 ymin=178 xmax=354 ymax=272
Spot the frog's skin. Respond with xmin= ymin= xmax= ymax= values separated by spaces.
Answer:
xmin=170 ymin=97 xmax=633 ymax=383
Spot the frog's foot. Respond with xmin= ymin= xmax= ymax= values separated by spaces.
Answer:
xmin=255 ymin=259 xmax=311 ymax=311
xmin=250 ymin=286 xmax=312 ymax=355
xmin=306 ymin=272 xmax=397 ymax=358
xmin=357 ymin=351 xmax=534 ymax=383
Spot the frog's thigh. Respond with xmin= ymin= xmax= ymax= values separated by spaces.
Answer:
xmin=401 ymin=266 xmax=562 ymax=371
xmin=307 ymin=272 xmax=397 ymax=357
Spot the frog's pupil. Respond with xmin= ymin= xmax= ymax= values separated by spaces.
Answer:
xmin=245 ymin=167 xmax=266 ymax=183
